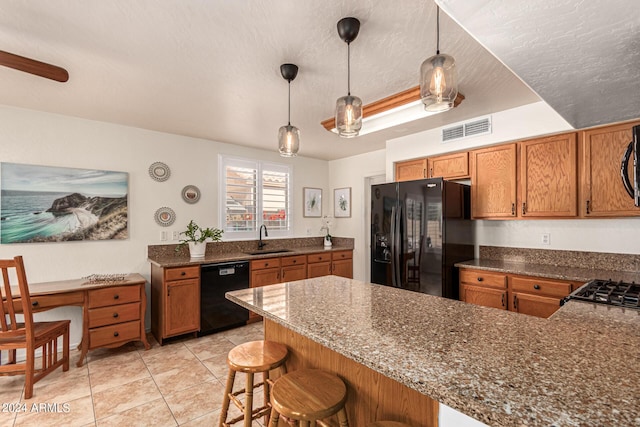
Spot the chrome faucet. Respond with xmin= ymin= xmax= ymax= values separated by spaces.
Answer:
xmin=258 ymin=225 xmax=268 ymax=250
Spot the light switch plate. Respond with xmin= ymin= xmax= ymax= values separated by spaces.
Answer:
xmin=541 ymin=233 xmax=550 ymax=245
xmin=160 ymin=231 xmax=167 ymax=241
xmin=172 ymin=231 xmax=180 ymax=241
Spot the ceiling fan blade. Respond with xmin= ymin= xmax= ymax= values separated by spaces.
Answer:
xmin=0 ymin=50 xmax=69 ymax=82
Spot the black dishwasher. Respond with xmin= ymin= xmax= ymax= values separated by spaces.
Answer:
xmin=198 ymin=261 xmax=250 ymax=336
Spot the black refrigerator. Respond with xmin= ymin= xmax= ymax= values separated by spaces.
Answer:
xmin=371 ymin=177 xmax=474 ymax=299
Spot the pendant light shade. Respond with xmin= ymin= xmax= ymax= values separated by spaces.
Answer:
xmin=420 ymin=6 xmax=458 ymax=112
xmin=278 ymin=63 xmax=300 ymax=157
xmin=335 ymin=17 xmax=362 ymax=138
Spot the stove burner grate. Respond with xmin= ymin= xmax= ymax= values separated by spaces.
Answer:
xmin=564 ymin=279 xmax=640 ymax=310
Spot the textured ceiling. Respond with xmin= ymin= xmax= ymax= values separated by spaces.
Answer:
xmin=439 ymin=0 xmax=640 ymax=130
xmin=0 ymin=1 xmax=542 ymax=160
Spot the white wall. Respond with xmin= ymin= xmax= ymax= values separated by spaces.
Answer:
xmin=0 ymin=104 xmax=329 ymax=345
xmin=328 ymin=149 xmax=386 ymax=281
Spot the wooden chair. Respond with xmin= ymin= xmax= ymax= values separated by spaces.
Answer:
xmin=0 ymin=256 xmax=70 ymax=399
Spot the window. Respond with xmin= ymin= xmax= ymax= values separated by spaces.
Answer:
xmin=219 ymin=155 xmax=292 ymax=239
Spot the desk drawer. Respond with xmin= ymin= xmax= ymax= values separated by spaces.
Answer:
xmin=88 ymin=286 xmax=140 ymax=308
xmin=307 ymin=253 xmax=331 ymax=263
xmin=89 ymin=320 xmax=141 ymax=349
xmin=165 ymin=265 xmax=200 ymax=281
xmin=510 ymin=276 xmax=572 ymax=298
xmin=20 ymin=292 xmax=84 ymax=313
xmin=460 ymin=269 xmax=507 ymax=289
xmin=88 ymin=302 xmax=141 ymax=328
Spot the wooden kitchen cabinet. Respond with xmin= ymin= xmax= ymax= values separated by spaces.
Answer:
xmin=331 ymin=250 xmax=353 ymax=279
xmin=307 ymin=252 xmax=332 ymax=278
xmin=470 ymin=144 xmax=517 ymax=218
xmin=580 ymin=121 xmax=640 ymax=217
xmin=250 ymin=257 xmax=282 ymax=321
xmin=460 ymin=268 xmax=576 ymax=318
xmin=427 ymin=151 xmax=469 ymax=179
xmin=520 ymin=133 xmax=578 ymax=217
xmin=395 ymin=158 xmax=427 ymax=182
xmin=281 ymin=255 xmax=307 ymax=282
xmin=150 ymin=264 xmax=200 ymax=345
xmin=459 ymin=269 xmax=507 ymax=310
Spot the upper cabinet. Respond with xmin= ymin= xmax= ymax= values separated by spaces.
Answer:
xmin=520 ymin=133 xmax=577 ymax=217
xmin=470 ymin=144 xmax=517 ymax=219
xmin=395 ymin=158 xmax=426 ymax=182
xmin=580 ymin=121 xmax=640 ymax=217
xmin=427 ymin=152 xmax=469 ymax=179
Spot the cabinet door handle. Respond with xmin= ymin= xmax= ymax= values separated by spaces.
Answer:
xmin=282 ymin=270 xmax=285 ymax=278
xmin=522 ymin=202 xmax=526 ymax=215
xmin=332 ymin=263 xmax=335 ymax=272
xmin=113 ymin=313 xmax=119 ymax=318
xmin=113 ymin=332 xmax=119 ymax=337
xmin=586 ymin=200 xmax=590 ymax=214
xmin=265 ymin=263 xmax=269 ymax=267
xmin=430 ymin=168 xmax=433 ymax=178
xmin=181 ymin=271 xmax=186 ymax=276
xmin=292 ymin=259 xmax=297 ymax=263
xmin=501 ymin=293 xmax=505 ymax=307
xmin=511 ymin=203 xmax=515 ymax=216
xmin=277 ymin=272 xmax=280 ymax=280
xmin=113 ymin=294 xmax=119 ymax=300
xmin=477 ymin=277 xmax=483 ymax=282
xmin=32 ymin=301 xmax=39 ymax=307
xmin=533 ymin=284 xmax=540 ymax=290
xmin=513 ymin=295 xmax=518 ymax=310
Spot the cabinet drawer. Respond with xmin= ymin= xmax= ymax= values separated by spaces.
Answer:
xmin=89 ymin=320 xmax=141 ymax=349
xmin=281 ymin=255 xmax=306 ymax=267
xmin=88 ymin=285 xmax=140 ymax=308
xmin=307 ymin=253 xmax=331 ymax=263
xmin=165 ymin=265 xmax=200 ymax=281
xmin=88 ymin=302 xmax=141 ymax=328
xmin=251 ymin=258 xmax=281 ymax=270
xmin=332 ymin=250 xmax=352 ymax=260
xmin=510 ymin=276 xmax=573 ymax=298
xmin=460 ymin=269 xmax=507 ymax=289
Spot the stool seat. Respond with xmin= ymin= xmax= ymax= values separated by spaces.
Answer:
xmin=270 ymin=368 xmax=348 ymax=422
xmin=227 ymin=340 xmax=288 ymax=372
xmin=219 ymin=340 xmax=288 ymax=427
xmin=368 ymin=422 xmax=412 ymax=427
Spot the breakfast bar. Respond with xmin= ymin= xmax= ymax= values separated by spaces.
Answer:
xmin=226 ymin=275 xmax=640 ymax=427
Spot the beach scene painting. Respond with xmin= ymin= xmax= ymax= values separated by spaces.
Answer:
xmin=1 ymin=163 xmax=128 ymax=243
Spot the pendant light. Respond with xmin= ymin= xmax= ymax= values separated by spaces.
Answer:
xmin=335 ymin=17 xmax=362 ymax=138
xmin=420 ymin=5 xmax=458 ymax=112
xmin=278 ymin=63 xmax=300 ymax=157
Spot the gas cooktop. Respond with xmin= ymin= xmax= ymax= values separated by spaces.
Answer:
xmin=563 ymin=279 xmax=640 ymax=310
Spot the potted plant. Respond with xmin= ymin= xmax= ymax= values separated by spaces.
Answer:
xmin=175 ymin=220 xmax=223 ymax=258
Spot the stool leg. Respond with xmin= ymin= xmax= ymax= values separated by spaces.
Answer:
xmin=219 ymin=369 xmax=236 ymax=427
xmin=244 ymin=372 xmax=254 ymax=427
xmin=337 ymin=408 xmax=349 ymax=426
xmin=269 ymin=407 xmax=280 ymax=427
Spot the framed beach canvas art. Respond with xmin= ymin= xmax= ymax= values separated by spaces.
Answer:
xmin=0 ymin=163 xmax=129 ymax=243
xmin=303 ymin=187 xmax=322 ymax=217
xmin=334 ymin=187 xmax=351 ymax=217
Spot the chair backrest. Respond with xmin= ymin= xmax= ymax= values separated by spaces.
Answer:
xmin=0 ymin=256 xmax=34 ymax=335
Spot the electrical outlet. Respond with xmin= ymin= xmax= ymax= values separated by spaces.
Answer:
xmin=172 ymin=231 xmax=180 ymax=241
xmin=306 ymin=228 xmax=311 ymax=236
xmin=541 ymin=233 xmax=550 ymax=245
xmin=160 ymin=231 xmax=167 ymax=241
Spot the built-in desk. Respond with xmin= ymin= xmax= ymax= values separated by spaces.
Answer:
xmin=6 ymin=273 xmax=150 ymax=366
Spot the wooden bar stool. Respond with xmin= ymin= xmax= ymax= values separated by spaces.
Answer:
xmin=269 ymin=368 xmax=349 ymax=427
xmin=368 ymin=422 xmax=412 ymax=427
xmin=219 ymin=340 xmax=288 ymax=427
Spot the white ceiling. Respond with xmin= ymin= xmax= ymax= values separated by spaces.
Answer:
xmin=5 ymin=1 xmax=626 ymax=161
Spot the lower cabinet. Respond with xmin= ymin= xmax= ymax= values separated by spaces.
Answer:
xmin=249 ymin=257 xmax=282 ymax=322
xmin=281 ymin=255 xmax=307 ymax=281
xmin=307 ymin=253 xmax=332 ymax=278
xmin=307 ymin=250 xmax=353 ymax=279
xmin=459 ymin=268 xmax=576 ymax=318
xmin=150 ymin=264 xmax=201 ymax=345
xmin=331 ymin=250 xmax=353 ymax=279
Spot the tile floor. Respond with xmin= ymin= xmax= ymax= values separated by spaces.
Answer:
xmin=0 ymin=323 xmax=267 ymax=427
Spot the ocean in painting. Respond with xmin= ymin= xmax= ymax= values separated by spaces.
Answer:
xmin=0 ymin=163 xmax=129 ymax=244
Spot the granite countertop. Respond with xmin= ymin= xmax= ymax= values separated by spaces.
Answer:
xmin=227 ymin=276 xmax=640 ymax=427
xmin=456 ymin=259 xmax=640 ymax=284
xmin=148 ymin=245 xmax=353 ymax=268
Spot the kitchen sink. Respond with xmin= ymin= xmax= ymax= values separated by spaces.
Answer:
xmin=244 ymin=249 xmax=293 ymax=256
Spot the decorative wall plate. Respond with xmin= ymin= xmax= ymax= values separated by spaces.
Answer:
xmin=149 ymin=162 xmax=171 ymax=182
xmin=181 ymin=185 xmax=201 ymax=204
xmin=154 ymin=207 xmax=176 ymax=226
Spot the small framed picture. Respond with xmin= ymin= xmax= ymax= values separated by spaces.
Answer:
xmin=303 ymin=187 xmax=322 ymax=217
xmin=334 ymin=187 xmax=351 ymax=218
xmin=181 ymin=185 xmax=201 ymax=204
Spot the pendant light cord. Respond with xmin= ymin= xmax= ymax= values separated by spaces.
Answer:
xmin=287 ymin=80 xmax=291 ymax=126
xmin=436 ymin=6 xmax=440 ymax=55
xmin=347 ymin=42 xmax=351 ymax=96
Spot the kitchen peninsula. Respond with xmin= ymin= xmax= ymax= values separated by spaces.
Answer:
xmin=226 ymin=276 xmax=640 ymax=427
